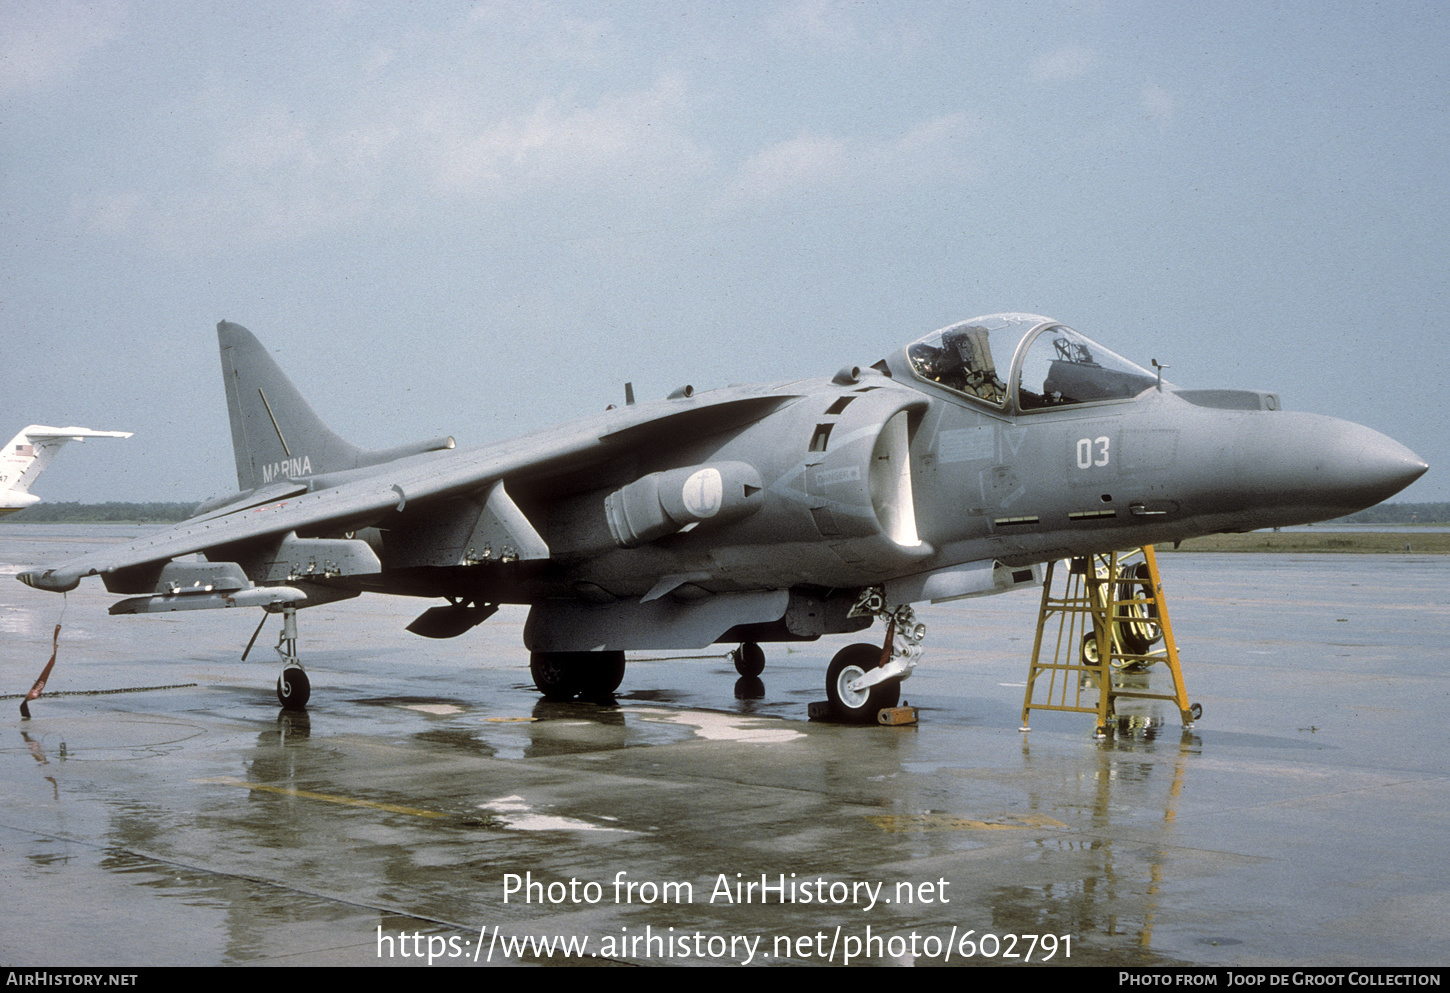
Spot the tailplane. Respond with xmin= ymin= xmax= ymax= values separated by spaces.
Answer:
xmin=217 ymin=321 xmax=453 ymax=491
xmin=1 ymin=425 xmax=132 ymax=512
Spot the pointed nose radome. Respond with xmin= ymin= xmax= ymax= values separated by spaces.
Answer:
xmin=1240 ymin=414 xmax=1427 ymax=519
xmin=1299 ymin=419 xmax=1425 ymax=510
xmin=1340 ymin=426 xmax=1428 ymax=506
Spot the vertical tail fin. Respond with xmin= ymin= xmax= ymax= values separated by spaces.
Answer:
xmin=218 ymin=321 xmax=367 ymax=491
xmin=217 ymin=321 xmax=454 ymax=492
xmin=1 ymin=425 xmax=132 ymax=512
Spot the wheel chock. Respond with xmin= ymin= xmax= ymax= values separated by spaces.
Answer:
xmin=877 ymin=705 xmax=918 ymax=726
xmin=807 ymin=701 xmax=919 ymax=725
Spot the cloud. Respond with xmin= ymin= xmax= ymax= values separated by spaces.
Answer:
xmin=729 ymin=113 xmax=975 ymax=203
xmin=1031 ymin=44 xmax=1095 ymax=83
xmin=733 ymin=133 xmax=849 ymax=199
xmin=765 ymin=0 xmax=860 ymax=48
xmin=425 ymin=76 xmax=711 ymax=198
xmin=0 ymin=0 xmax=126 ymax=93
xmin=71 ymin=73 xmax=713 ymax=251
xmin=465 ymin=0 xmax=616 ymax=67
xmin=1140 ymin=83 xmax=1175 ymax=125
xmin=50 ymin=9 xmax=966 ymax=253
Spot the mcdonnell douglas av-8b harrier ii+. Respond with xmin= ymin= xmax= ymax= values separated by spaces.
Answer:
xmin=17 ymin=316 xmax=1426 ymax=719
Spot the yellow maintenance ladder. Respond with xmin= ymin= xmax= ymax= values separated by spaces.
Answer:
xmin=1019 ymin=545 xmax=1200 ymax=736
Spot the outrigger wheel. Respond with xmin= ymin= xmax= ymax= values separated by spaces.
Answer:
xmin=732 ymin=642 xmax=765 ymax=677
xmin=530 ymin=651 xmax=627 ymax=700
xmin=277 ymin=664 xmax=310 ymax=710
xmin=826 ymin=643 xmax=900 ymax=723
xmin=273 ymin=605 xmax=310 ymax=710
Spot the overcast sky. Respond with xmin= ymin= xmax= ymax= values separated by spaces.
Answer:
xmin=3 ymin=1 xmax=1445 ymax=504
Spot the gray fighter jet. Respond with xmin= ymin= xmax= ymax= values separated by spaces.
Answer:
xmin=17 ymin=315 xmax=1427 ymax=719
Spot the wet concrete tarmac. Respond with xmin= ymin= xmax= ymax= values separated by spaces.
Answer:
xmin=2 ymin=526 xmax=1447 ymax=967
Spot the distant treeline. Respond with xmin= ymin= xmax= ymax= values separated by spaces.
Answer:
xmin=1334 ymin=502 xmax=1450 ymax=525
xmin=3 ymin=501 xmax=200 ymax=523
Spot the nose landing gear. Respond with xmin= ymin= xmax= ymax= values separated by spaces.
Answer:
xmin=822 ymin=589 xmax=923 ymax=723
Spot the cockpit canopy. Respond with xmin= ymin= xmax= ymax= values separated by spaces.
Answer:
xmin=905 ymin=313 xmax=1160 ymax=413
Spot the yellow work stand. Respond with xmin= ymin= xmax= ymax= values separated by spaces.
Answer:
xmin=1019 ymin=545 xmax=1200 ymax=736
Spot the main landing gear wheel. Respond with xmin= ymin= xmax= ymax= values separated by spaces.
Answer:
xmin=277 ymin=664 xmax=310 ymax=710
xmin=826 ymin=643 xmax=900 ymax=723
xmin=732 ymin=642 xmax=765 ymax=677
xmin=583 ymin=651 xmax=627 ymax=697
xmin=1118 ymin=561 xmax=1162 ymax=655
xmin=530 ymin=651 xmax=626 ymax=700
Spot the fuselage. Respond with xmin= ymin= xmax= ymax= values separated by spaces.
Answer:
xmin=353 ymin=315 xmax=1426 ymax=612
xmin=13 ymin=316 xmax=1426 ymax=659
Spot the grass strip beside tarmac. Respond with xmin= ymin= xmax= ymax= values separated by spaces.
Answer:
xmin=1162 ymin=531 xmax=1450 ymax=553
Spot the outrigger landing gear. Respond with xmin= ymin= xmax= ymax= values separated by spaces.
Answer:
xmin=732 ymin=641 xmax=765 ymax=677
xmin=274 ymin=605 xmax=310 ymax=710
xmin=824 ymin=588 xmax=924 ymax=723
xmin=529 ymin=651 xmax=627 ymax=701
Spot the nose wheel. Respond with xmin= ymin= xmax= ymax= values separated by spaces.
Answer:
xmin=822 ymin=589 xmax=924 ymax=723
xmin=826 ymin=643 xmax=900 ymax=722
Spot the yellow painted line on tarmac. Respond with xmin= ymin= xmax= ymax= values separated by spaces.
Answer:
xmin=865 ymin=812 xmax=1068 ymax=832
xmin=196 ymin=776 xmax=447 ymax=818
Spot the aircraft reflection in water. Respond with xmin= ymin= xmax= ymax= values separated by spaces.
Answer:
xmin=18 ymin=315 xmax=1426 ymax=719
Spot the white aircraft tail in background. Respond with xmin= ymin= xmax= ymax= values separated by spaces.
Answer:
xmin=1 ymin=425 xmax=132 ymax=513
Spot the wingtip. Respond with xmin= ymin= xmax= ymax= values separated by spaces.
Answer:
xmin=17 ymin=569 xmax=79 ymax=593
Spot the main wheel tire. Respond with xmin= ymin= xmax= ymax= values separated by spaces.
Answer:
xmin=733 ymin=642 xmax=765 ymax=677
xmin=825 ymin=643 xmax=900 ymax=723
xmin=578 ymin=651 xmax=627 ymax=697
xmin=277 ymin=665 xmax=310 ymax=710
xmin=530 ymin=652 xmax=582 ymax=700
xmin=532 ymin=651 xmax=626 ymax=699
xmin=1118 ymin=562 xmax=1162 ymax=654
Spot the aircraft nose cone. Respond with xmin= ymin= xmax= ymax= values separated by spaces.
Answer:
xmin=1244 ymin=415 xmax=1427 ymax=516
xmin=1306 ymin=421 xmax=1425 ymax=508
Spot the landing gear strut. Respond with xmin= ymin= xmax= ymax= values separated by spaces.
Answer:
xmin=274 ymin=605 xmax=310 ymax=710
xmin=824 ymin=588 xmax=924 ymax=723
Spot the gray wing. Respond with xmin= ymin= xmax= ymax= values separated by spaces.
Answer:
xmin=18 ymin=391 xmax=797 ymax=594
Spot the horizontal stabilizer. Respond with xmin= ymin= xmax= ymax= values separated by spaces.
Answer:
xmin=15 ymin=427 xmax=132 ymax=442
xmin=2 ymin=424 xmax=132 ymax=505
